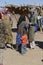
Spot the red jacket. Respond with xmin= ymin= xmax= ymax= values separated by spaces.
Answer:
xmin=20 ymin=34 xmax=28 ymax=45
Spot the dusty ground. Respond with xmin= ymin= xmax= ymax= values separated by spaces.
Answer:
xmin=3 ymin=14 xmax=43 ymax=65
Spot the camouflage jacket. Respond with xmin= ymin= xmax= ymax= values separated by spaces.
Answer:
xmin=0 ymin=20 xmax=7 ymax=47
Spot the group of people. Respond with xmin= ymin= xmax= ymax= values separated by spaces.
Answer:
xmin=16 ymin=11 xmax=36 ymax=54
xmin=0 ymin=7 xmax=43 ymax=65
xmin=0 ymin=7 xmax=37 ymax=55
xmin=16 ymin=7 xmax=43 ymax=54
xmin=0 ymin=7 xmax=42 ymax=52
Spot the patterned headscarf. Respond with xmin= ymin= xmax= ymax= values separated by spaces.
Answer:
xmin=3 ymin=8 xmax=8 ymax=14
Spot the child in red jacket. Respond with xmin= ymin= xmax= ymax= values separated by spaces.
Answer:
xmin=20 ymin=28 xmax=28 ymax=54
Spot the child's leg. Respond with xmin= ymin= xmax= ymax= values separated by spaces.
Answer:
xmin=24 ymin=44 xmax=27 ymax=51
xmin=21 ymin=44 xmax=27 ymax=54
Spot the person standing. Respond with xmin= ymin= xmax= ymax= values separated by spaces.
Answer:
xmin=17 ymin=15 xmax=28 ymax=34
xmin=28 ymin=8 xmax=37 ymax=49
xmin=2 ymin=8 xmax=13 ymax=48
xmin=0 ymin=12 xmax=7 ymax=65
xmin=20 ymin=28 xmax=28 ymax=54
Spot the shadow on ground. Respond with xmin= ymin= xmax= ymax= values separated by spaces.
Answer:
xmin=35 ymin=41 xmax=43 ymax=49
xmin=13 ymin=44 xmax=21 ymax=53
xmin=6 ymin=43 xmax=21 ymax=53
xmin=41 ymin=59 xmax=43 ymax=62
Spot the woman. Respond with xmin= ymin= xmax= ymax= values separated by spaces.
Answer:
xmin=2 ymin=8 xmax=13 ymax=48
xmin=17 ymin=15 xmax=28 ymax=34
xmin=28 ymin=9 xmax=37 ymax=49
xmin=0 ymin=12 xmax=7 ymax=65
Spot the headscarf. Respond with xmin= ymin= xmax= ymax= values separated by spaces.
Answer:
xmin=3 ymin=8 xmax=8 ymax=14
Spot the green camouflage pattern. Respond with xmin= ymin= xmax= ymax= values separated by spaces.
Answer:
xmin=2 ymin=15 xmax=13 ymax=44
xmin=0 ymin=20 xmax=7 ymax=47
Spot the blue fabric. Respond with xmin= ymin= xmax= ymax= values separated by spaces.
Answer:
xmin=21 ymin=44 xmax=27 ymax=54
xmin=34 ymin=24 xmax=39 ymax=32
xmin=41 ymin=21 xmax=43 ymax=25
xmin=16 ymin=33 xmax=22 ymax=44
xmin=24 ymin=23 xmax=28 ymax=28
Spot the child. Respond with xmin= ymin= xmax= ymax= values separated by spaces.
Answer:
xmin=20 ymin=28 xmax=28 ymax=54
xmin=16 ymin=32 xmax=22 ymax=51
